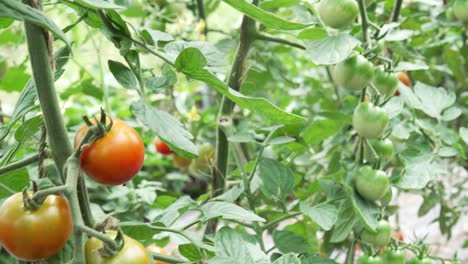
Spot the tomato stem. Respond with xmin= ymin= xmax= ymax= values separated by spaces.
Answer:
xmin=0 ymin=153 xmax=41 ymax=176
xmin=391 ymin=0 xmax=404 ymax=22
xmin=357 ymin=0 xmax=372 ymax=47
xmin=76 ymin=225 xmax=122 ymax=252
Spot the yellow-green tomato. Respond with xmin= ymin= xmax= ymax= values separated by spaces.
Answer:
xmin=355 ymin=165 xmax=389 ymax=201
xmin=453 ymin=0 xmax=468 ymax=22
xmin=317 ymin=0 xmax=359 ymax=29
xmin=360 ymin=220 xmax=392 ymax=248
xmin=353 ymin=102 xmax=389 ymax=139
xmin=85 ymin=231 xmax=151 ymax=264
xmin=335 ymin=54 xmax=374 ymax=91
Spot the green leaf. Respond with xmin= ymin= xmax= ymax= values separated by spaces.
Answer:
xmin=0 ymin=64 xmax=30 ymax=92
xmin=0 ymin=167 xmax=29 ymax=199
xmin=131 ymin=99 xmax=198 ymax=157
xmin=119 ymin=222 xmax=162 ymax=243
xmin=175 ymin=48 xmax=208 ymax=72
xmin=300 ymin=202 xmax=338 ymax=231
xmin=306 ymin=33 xmax=360 ymax=65
xmin=297 ymin=28 xmax=328 ymax=41
xmin=179 ymin=244 xmax=203 ymax=261
xmin=152 ymin=196 xmax=197 ymax=226
xmin=175 ymin=48 xmax=305 ymax=124
xmin=260 ymin=0 xmax=300 ymax=9
xmin=396 ymin=148 xmax=439 ymax=190
xmin=222 ymin=0 xmax=311 ymax=30
xmin=209 ymin=227 xmax=269 ymax=264
xmin=273 ymin=230 xmax=309 ymax=254
xmin=343 ymin=184 xmax=378 ymax=231
xmin=14 ymin=116 xmax=43 ymax=143
xmin=301 ymin=254 xmax=339 ymax=264
xmin=201 ymin=201 xmax=265 ymax=222
xmin=330 ymin=201 xmax=357 ymax=243
xmin=255 ymin=158 xmax=295 ymax=200
xmin=108 ymin=60 xmax=139 ymax=90
xmin=302 ymin=119 xmax=345 ymax=145
xmin=393 ymin=61 xmax=429 ymax=72
xmin=145 ymin=64 xmax=177 ymax=92
xmin=273 ymin=254 xmax=301 ymax=264
xmin=460 ymin=127 xmax=468 ymax=145
xmin=0 ymin=0 xmax=70 ymax=46
xmin=75 ymin=0 xmax=125 ymax=10
xmin=0 ymin=17 xmax=14 ymax=29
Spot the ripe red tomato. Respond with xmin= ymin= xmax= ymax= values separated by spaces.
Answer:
xmin=154 ymin=138 xmax=173 ymax=155
xmin=74 ymin=118 xmax=145 ymax=185
xmin=146 ymin=244 xmax=168 ymax=264
xmin=0 ymin=192 xmax=72 ymax=261
xmin=398 ymin=72 xmax=411 ymax=87
xmin=85 ymin=231 xmax=151 ymax=264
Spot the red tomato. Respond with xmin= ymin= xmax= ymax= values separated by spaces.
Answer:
xmin=74 ymin=118 xmax=145 ymax=185
xmin=398 ymin=72 xmax=411 ymax=87
xmin=0 ymin=192 xmax=72 ymax=261
xmin=154 ymin=138 xmax=173 ymax=155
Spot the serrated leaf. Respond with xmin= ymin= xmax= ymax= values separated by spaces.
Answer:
xmin=108 ymin=60 xmax=139 ymax=90
xmin=201 ymin=202 xmax=265 ymax=222
xmin=255 ymin=158 xmax=295 ymax=200
xmin=179 ymin=244 xmax=203 ymax=261
xmin=223 ymin=0 xmax=311 ymax=30
xmin=175 ymin=48 xmax=305 ymax=124
xmin=300 ymin=202 xmax=338 ymax=231
xmin=306 ymin=33 xmax=360 ymax=65
xmin=273 ymin=253 xmax=301 ymax=264
xmin=273 ymin=230 xmax=309 ymax=254
xmin=131 ymin=100 xmax=197 ymax=157
xmin=343 ymin=184 xmax=378 ymax=231
xmin=396 ymin=148 xmax=439 ymax=189
xmin=0 ymin=0 xmax=70 ymax=46
xmin=152 ymin=196 xmax=197 ymax=226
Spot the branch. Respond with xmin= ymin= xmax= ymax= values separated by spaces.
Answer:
xmin=255 ymin=33 xmax=305 ymax=50
xmin=196 ymin=0 xmax=208 ymax=37
xmin=357 ymin=0 xmax=371 ymax=47
xmin=0 ymin=154 xmax=41 ymax=176
xmin=391 ymin=0 xmax=403 ymax=22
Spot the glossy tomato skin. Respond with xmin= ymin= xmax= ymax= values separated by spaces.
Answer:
xmin=355 ymin=165 xmax=389 ymax=201
xmin=382 ymin=249 xmax=405 ymax=264
xmin=335 ymin=54 xmax=374 ymax=91
xmin=318 ymin=0 xmax=359 ymax=29
xmin=154 ymin=138 xmax=173 ymax=155
xmin=172 ymin=155 xmax=192 ymax=169
xmin=85 ymin=231 xmax=151 ymax=264
xmin=398 ymin=72 xmax=411 ymax=87
xmin=453 ymin=0 xmax=468 ymax=21
xmin=74 ymin=118 xmax=145 ymax=185
xmin=360 ymin=220 xmax=392 ymax=248
xmin=353 ymin=102 xmax=389 ymax=139
xmin=373 ymin=69 xmax=398 ymax=98
xmin=358 ymin=255 xmax=383 ymax=264
xmin=0 ymin=192 xmax=72 ymax=261
xmin=146 ymin=244 xmax=168 ymax=264
xmin=365 ymin=138 xmax=394 ymax=162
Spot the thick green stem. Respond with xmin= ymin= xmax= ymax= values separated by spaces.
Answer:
xmin=391 ymin=0 xmax=403 ymax=22
xmin=151 ymin=253 xmax=190 ymax=264
xmin=357 ymin=0 xmax=371 ymax=47
xmin=0 ymin=154 xmax=40 ymax=176
xmin=206 ymin=3 xmax=259 ymax=236
xmin=196 ymin=0 xmax=208 ymax=37
xmin=23 ymin=0 xmax=94 ymax=229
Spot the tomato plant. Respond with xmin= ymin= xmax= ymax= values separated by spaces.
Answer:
xmin=373 ymin=69 xmax=398 ymax=98
xmin=353 ymin=102 xmax=389 ymax=139
xmin=382 ymin=249 xmax=405 ymax=264
xmin=334 ymin=54 xmax=374 ymax=91
xmin=154 ymin=138 xmax=174 ymax=155
xmin=0 ymin=192 xmax=72 ymax=261
xmin=360 ymin=220 xmax=392 ymax=248
xmin=355 ymin=165 xmax=389 ymax=201
xmin=317 ymin=0 xmax=359 ymax=29
xmin=85 ymin=231 xmax=151 ymax=264
xmin=74 ymin=118 xmax=145 ymax=185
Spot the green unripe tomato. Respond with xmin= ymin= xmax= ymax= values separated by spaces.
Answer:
xmin=365 ymin=138 xmax=394 ymax=162
xmin=358 ymin=255 xmax=383 ymax=264
xmin=373 ymin=69 xmax=398 ymax=98
xmin=353 ymin=102 xmax=389 ymax=139
xmin=407 ymin=257 xmax=433 ymax=264
xmin=360 ymin=220 xmax=392 ymax=248
xmin=317 ymin=0 xmax=359 ymax=29
xmin=380 ymin=188 xmax=392 ymax=206
xmin=355 ymin=165 xmax=389 ymax=201
xmin=382 ymin=249 xmax=405 ymax=264
xmin=453 ymin=0 xmax=468 ymax=22
xmin=335 ymin=54 xmax=374 ymax=91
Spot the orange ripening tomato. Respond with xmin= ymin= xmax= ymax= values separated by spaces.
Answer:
xmin=392 ymin=230 xmax=404 ymax=241
xmin=74 ymin=118 xmax=145 ymax=185
xmin=0 ymin=192 xmax=72 ymax=261
xmin=398 ymin=72 xmax=411 ymax=87
xmin=154 ymin=138 xmax=174 ymax=155
xmin=146 ymin=244 xmax=168 ymax=264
